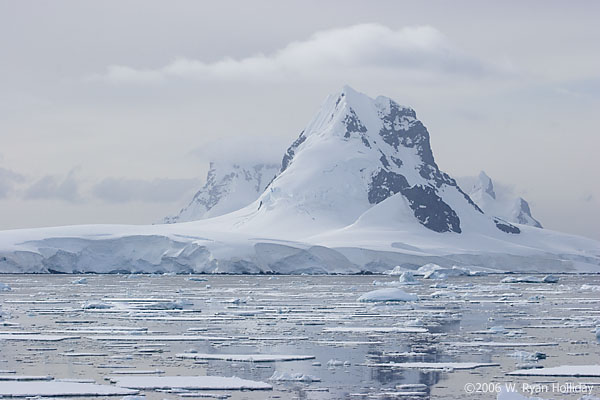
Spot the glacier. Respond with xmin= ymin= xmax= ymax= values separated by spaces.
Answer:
xmin=1 ymin=86 xmax=599 ymax=274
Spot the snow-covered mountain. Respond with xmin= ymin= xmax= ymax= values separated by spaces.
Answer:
xmin=0 ymin=86 xmax=598 ymax=274
xmin=460 ymin=171 xmax=543 ymax=228
xmin=219 ymin=85 xmax=520 ymax=238
xmin=164 ymin=162 xmax=279 ymax=223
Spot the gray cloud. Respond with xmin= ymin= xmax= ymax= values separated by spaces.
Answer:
xmin=24 ymin=171 xmax=82 ymax=202
xmin=92 ymin=24 xmax=506 ymax=84
xmin=0 ymin=167 xmax=25 ymax=198
xmin=92 ymin=177 xmax=201 ymax=203
xmin=188 ymin=136 xmax=288 ymax=167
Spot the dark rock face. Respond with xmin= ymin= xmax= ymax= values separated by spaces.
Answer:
xmin=343 ymin=108 xmax=368 ymax=137
xmin=378 ymin=102 xmax=435 ymax=166
xmin=368 ymin=169 xmax=409 ymax=204
xmin=368 ymin=169 xmax=462 ymax=233
xmin=515 ymin=198 xmax=543 ymax=228
xmin=376 ymin=100 xmax=483 ymax=217
xmin=494 ymin=218 xmax=521 ymax=234
xmin=281 ymin=131 xmax=306 ymax=173
xmin=344 ymin=107 xmax=371 ymax=148
xmin=401 ymin=185 xmax=462 ymax=233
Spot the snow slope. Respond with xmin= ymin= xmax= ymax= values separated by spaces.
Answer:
xmin=459 ymin=171 xmax=543 ymax=228
xmin=164 ymin=162 xmax=279 ymax=223
xmin=0 ymin=86 xmax=599 ymax=274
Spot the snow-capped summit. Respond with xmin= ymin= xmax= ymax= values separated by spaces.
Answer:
xmin=232 ymin=85 xmax=519 ymax=237
xmin=164 ymin=162 xmax=279 ymax=223
xmin=462 ymin=171 xmax=543 ymax=228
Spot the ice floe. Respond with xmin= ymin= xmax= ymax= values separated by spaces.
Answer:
xmin=507 ymin=365 xmax=600 ymax=377
xmin=269 ymin=371 xmax=320 ymax=382
xmin=0 ymin=381 xmax=138 ymax=397
xmin=367 ymin=362 xmax=499 ymax=370
xmin=501 ymin=275 xmax=559 ymax=284
xmin=323 ymin=326 xmax=427 ymax=333
xmin=110 ymin=375 xmax=272 ymax=390
xmin=357 ymin=287 xmax=418 ymax=302
xmin=176 ymin=353 xmax=315 ymax=362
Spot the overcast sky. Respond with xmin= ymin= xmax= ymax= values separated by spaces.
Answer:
xmin=1 ymin=0 xmax=598 ymax=240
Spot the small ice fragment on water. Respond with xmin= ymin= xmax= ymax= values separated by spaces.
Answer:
xmin=269 ymin=371 xmax=320 ymax=382
xmin=507 ymin=351 xmax=546 ymax=361
xmin=82 ymin=301 xmax=112 ymax=309
xmin=384 ymin=266 xmax=405 ymax=275
xmin=72 ymin=278 xmax=87 ymax=284
xmin=398 ymin=271 xmax=419 ymax=285
xmin=327 ymin=359 xmax=344 ymax=367
xmin=357 ymin=288 xmax=417 ymax=302
xmin=0 ymin=282 xmax=11 ymax=291
xmin=489 ymin=326 xmax=506 ymax=334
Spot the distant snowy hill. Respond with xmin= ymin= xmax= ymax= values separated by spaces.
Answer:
xmin=458 ymin=172 xmax=543 ymax=228
xmin=164 ymin=162 xmax=279 ymax=223
xmin=0 ymin=86 xmax=598 ymax=274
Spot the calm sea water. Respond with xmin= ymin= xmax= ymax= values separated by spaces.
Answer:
xmin=1 ymin=274 xmax=599 ymax=399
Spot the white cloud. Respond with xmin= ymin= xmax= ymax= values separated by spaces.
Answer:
xmin=93 ymin=24 xmax=504 ymax=84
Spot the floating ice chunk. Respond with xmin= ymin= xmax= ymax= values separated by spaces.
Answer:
xmin=450 ymin=341 xmax=557 ymax=347
xmin=110 ymin=370 xmax=164 ymax=375
xmin=90 ymin=335 xmax=231 ymax=341
xmin=415 ymin=263 xmax=442 ymax=275
xmin=507 ymin=351 xmax=546 ymax=361
xmin=110 ymin=375 xmax=272 ymax=390
xmin=269 ymin=371 xmax=320 ymax=382
xmin=187 ymin=277 xmax=208 ymax=282
xmin=542 ymin=275 xmax=559 ymax=283
xmin=488 ymin=326 xmax=506 ymax=334
xmin=176 ymin=353 xmax=315 ymax=362
xmin=424 ymin=267 xmax=473 ymax=279
xmin=398 ymin=271 xmax=419 ymax=285
xmin=327 ymin=359 xmax=344 ymax=367
xmin=515 ymin=363 xmax=543 ymax=370
xmin=384 ymin=266 xmax=406 ymax=275
xmin=82 ymin=301 xmax=112 ymax=310
xmin=72 ymin=277 xmax=88 ymax=284
xmin=323 ymin=326 xmax=427 ymax=333
xmin=501 ymin=275 xmax=558 ymax=284
xmin=141 ymin=300 xmax=191 ymax=310
xmin=581 ymin=284 xmax=600 ymax=291
xmin=0 ymin=282 xmax=11 ymax=291
xmin=507 ymin=365 xmax=600 ymax=377
xmin=0 ymin=375 xmax=53 ymax=381
xmin=0 ymin=334 xmax=80 ymax=341
xmin=357 ymin=288 xmax=417 ymax=302
xmin=60 ymin=352 xmax=109 ymax=357
xmin=367 ymin=362 xmax=499 ymax=370
xmin=0 ymin=381 xmax=138 ymax=397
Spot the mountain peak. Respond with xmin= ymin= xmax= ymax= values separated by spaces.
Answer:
xmin=164 ymin=162 xmax=279 ymax=223
xmin=476 ymin=170 xmax=496 ymax=199
xmin=248 ymin=87 xmax=521 ymax=236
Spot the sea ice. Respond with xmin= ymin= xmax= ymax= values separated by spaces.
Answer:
xmin=176 ymin=353 xmax=315 ymax=362
xmin=269 ymin=371 xmax=320 ymax=382
xmin=110 ymin=375 xmax=272 ymax=390
xmin=507 ymin=365 xmax=600 ymax=377
xmin=0 ymin=381 xmax=138 ymax=397
xmin=357 ymin=288 xmax=418 ymax=302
